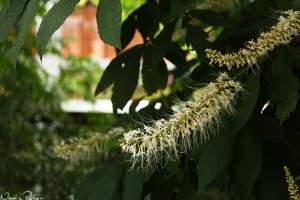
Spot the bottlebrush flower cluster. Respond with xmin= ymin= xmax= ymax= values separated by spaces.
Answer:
xmin=206 ymin=10 xmax=300 ymax=70
xmin=53 ymin=128 xmax=122 ymax=162
xmin=284 ymin=166 xmax=300 ymax=200
xmin=120 ymin=73 xmax=244 ymax=169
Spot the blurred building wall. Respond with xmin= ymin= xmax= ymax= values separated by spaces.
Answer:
xmin=62 ymin=3 xmax=143 ymax=59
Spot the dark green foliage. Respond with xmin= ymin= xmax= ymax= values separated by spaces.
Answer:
xmin=122 ymin=171 xmax=144 ymax=200
xmin=121 ymin=14 xmax=136 ymax=49
xmin=135 ymin=1 xmax=160 ymax=40
xmin=74 ymin=159 xmax=123 ymax=200
xmin=197 ymin=133 xmax=235 ymax=190
xmin=150 ymin=22 xmax=175 ymax=68
xmin=111 ymin=45 xmax=143 ymax=113
xmin=270 ymin=47 xmax=299 ymax=123
xmin=187 ymin=9 xmax=231 ymax=27
xmin=2 ymin=0 xmax=300 ymax=199
xmin=176 ymin=178 xmax=197 ymax=200
xmin=91 ymin=0 xmax=300 ymax=198
xmin=0 ymin=36 xmax=95 ymax=199
xmin=234 ymin=127 xmax=262 ymax=194
xmin=185 ymin=23 xmax=210 ymax=61
xmin=142 ymin=46 xmax=168 ymax=94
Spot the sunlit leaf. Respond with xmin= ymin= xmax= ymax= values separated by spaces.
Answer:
xmin=37 ymin=0 xmax=80 ymax=59
xmin=97 ymin=0 xmax=122 ymax=49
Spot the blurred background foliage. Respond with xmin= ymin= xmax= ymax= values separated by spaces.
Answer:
xmin=0 ymin=2 xmax=117 ymax=199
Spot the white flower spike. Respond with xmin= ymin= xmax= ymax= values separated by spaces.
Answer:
xmin=206 ymin=10 xmax=300 ymax=70
xmin=120 ymin=73 xmax=244 ymax=169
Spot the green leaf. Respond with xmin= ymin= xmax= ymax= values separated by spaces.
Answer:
xmin=256 ymin=168 xmax=289 ymax=199
xmin=190 ymin=63 xmax=220 ymax=84
xmin=135 ymin=2 xmax=159 ymax=40
xmin=165 ymin=42 xmax=187 ymax=68
xmin=271 ymin=47 xmax=299 ymax=123
xmin=74 ymin=159 xmax=123 ymax=200
xmin=112 ymin=45 xmax=143 ymax=113
xmin=97 ymin=0 xmax=122 ymax=49
xmin=176 ymin=178 xmax=197 ymax=200
xmin=121 ymin=14 xmax=136 ymax=49
xmin=142 ymin=46 xmax=168 ymax=95
xmin=129 ymin=98 xmax=143 ymax=114
xmin=0 ymin=0 xmax=28 ymax=41
xmin=248 ymin=113 xmax=286 ymax=144
xmin=9 ymin=0 xmax=39 ymax=68
xmin=165 ymin=160 xmax=180 ymax=174
xmin=151 ymin=22 xmax=175 ymax=68
xmin=196 ymin=133 xmax=235 ymax=190
xmin=226 ymin=71 xmax=260 ymax=134
xmin=122 ymin=171 xmax=143 ymax=200
xmin=37 ymin=0 xmax=80 ymax=59
xmin=254 ymin=0 xmax=276 ymax=14
xmin=294 ymin=0 xmax=300 ymax=9
xmin=185 ymin=24 xmax=210 ymax=60
xmin=234 ymin=127 xmax=262 ymax=194
xmin=95 ymin=56 xmax=123 ymax=96
xmin=151 ymin=176 xmax=176 ymax=200
xmin=276 ymin=0 xmax=292 ymax=10
xmin=232 ymin=178 xmax=256 ymax=200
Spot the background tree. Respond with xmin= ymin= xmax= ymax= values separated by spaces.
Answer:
xmin=1 ymin=0 xmax=300 ymax=199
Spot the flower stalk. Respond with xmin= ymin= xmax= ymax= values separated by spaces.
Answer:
xmin=206 ymin=10 xmax=300 ymax=70
xmin=120 ymin=73 xmax=244 ymax=169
